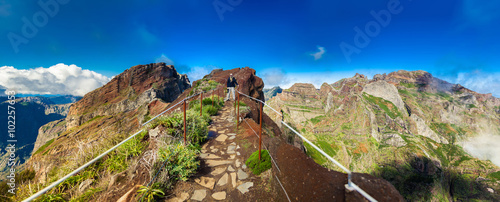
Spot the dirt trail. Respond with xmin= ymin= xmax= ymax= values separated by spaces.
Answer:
xmin=165 ymin=101 xmax=274 ymax=201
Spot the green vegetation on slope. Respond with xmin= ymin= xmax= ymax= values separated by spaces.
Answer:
xmin=33 ymin=138 xmax=55 ymax=155
xmin=310 ymin=115 xmax=325 ymax=124
xmin=363 ymin=93 xmax=402 ymax=119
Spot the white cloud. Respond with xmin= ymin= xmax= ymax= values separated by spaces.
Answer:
xmin=310 ymin=46 xmax=326 ymax=60
xmin=186 ymin=65 xmax=219 ymax=83
xmin=0 ymin=64 xmax=110 ymax=96
xmin=463 ymin=133 xmax=500 ymax=167
xmin=453 ymin=71 xmax=500 ymax=98
xmin=155 ymin=54 xmax=174 ymax=65
xmin=260 ymin=68 xmax=289 ymax=88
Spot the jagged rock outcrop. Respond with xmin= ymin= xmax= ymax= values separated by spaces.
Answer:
xmin=411 ymin=114 xmax=449 ymax=144
xmin=382 ymin=133 xmax=407 ymax=147
xmin=66 ymin=63 xmax=190 ymax=129
xmin=33 ymin=119 xmax=66 ymax=153
xmin=324 ymin=93 xmax=333 ymax=113
xmin=363 ymin=80 xmax=407 ymax=115
xmin=44 ymin=104 xmax=72 ymax=116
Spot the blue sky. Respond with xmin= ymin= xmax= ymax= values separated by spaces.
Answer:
xmin=1 ymin=0 xmax=499 ymax=96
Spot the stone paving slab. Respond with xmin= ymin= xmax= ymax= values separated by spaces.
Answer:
xmin=206 ymin=160 xmax=233 ymax=167
xmin=195 ymin=177 xmax=215 ymax=189
xmin=237 ymin=182 xmax=254 ymax=194
xmin=191 ymin=189 xmax=207 ymax=201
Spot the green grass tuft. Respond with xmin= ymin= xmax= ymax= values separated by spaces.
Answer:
xmin=246 ymin=150 xmax=272 ymax=175
xmin=310 ymin=115 xmax=325 ymax=124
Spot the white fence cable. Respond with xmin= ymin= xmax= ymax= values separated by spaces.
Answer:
xmin=274 ymin=174 xmax=292 ymax=202
xmin=236 ymin=90 xmax=377 ymax=202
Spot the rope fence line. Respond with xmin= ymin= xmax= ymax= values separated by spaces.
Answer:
xmin=235 ymin=89 xmax=378 ymax=202
xmin=274 ymin=174 xmax=292 ymax=202
xmin=23 ymin=86 xmax=225 ymax=202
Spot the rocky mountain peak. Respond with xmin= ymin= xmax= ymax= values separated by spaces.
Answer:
xmin=65 ymin=62 xmax=190 ymax=128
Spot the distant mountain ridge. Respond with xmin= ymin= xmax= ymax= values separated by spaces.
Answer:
xmin=263 ymin=86 xmax=282 ymax=101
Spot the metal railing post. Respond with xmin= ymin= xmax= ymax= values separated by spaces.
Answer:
xmin=212 ymin=90 xmax=214 ymax=107
xmin=237 ymin=92 xmax=240 ymax=128
xmin=183 ymin=100 xmax=187 ymax=145
xmin=259 ymin=101 xmax=262 ymax=160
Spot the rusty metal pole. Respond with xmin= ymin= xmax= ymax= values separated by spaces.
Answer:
xmin=259 ymin=102 xmax=262 ymax=160
xmin=200 ymin=92 xmax=203 ymax=116
xmin=237 ymin=92 xmax=240 ymax=128
xmin=183 ymin=100 xmax=187 ymax=145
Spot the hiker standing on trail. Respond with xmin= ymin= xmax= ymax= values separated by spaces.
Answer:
xmin=225 ymin=73 xmax=238 ymax=101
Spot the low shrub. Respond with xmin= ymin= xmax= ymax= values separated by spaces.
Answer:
xmin=246 ymin=150 xmax=272 ymax=175
xmin=203 ymin=105 xmax=218 ymax=116
xmin=152 ymin=109 xmax=209 ymax=145
xmin=157 ymin=143 xmax=200 ymax=183
xmin=137 ymin=184 xmax=165 ymax=202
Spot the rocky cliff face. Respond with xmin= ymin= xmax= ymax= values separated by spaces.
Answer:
xmin=32 ymin=119 xmax=66 ymax=153
xmin=65 ymin=63 xmax=190 ymax=129
xmin=362 ymin=80 xmax=406 ymax=114
xmin=201 ymin=67 xmax=264 ymax=100
xmin=266 ymin=70 xmax=500 ymax=201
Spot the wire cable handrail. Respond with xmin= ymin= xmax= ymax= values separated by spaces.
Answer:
xmin=23 ymin=87 xmax=222 ymax=202
xmin=234 ymin=89 xmax=377 ymax=202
